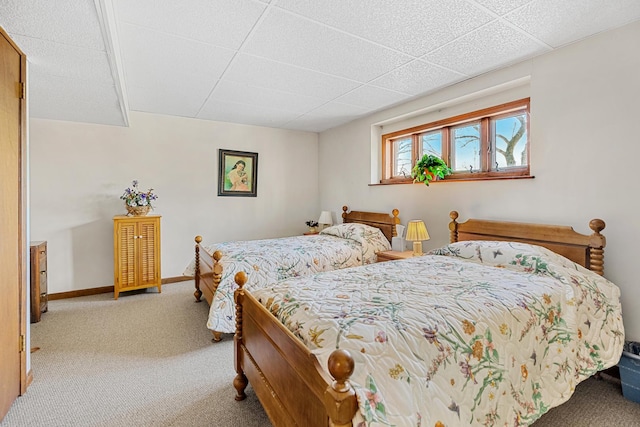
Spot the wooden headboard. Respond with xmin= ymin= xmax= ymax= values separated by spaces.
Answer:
xmin=342 ymin=205 xmax=400 ymax=243
xmin=448 ymin=211 xmax=606 ymax=275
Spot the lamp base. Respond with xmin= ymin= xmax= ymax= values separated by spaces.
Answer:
xmin=412 ymin=241 xmax=423 ymax=256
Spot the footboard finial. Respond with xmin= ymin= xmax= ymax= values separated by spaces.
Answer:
xmin=324 ymin=349 xmax=357 ymax=427
xmin=212 ymin=250 xmax=224 ymax=296
xmin=233 ymin=271 xmax=248 ymax=401
xmin=194 ymin=235 xmax=203 ymax=302
xmin=449 ymin=211 xmax=460 ymax=243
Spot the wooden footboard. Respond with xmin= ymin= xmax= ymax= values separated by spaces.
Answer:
xmin=233 ymin=271 xmax=358 ymax=427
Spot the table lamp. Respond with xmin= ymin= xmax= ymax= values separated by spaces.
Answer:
xmin=405 ymin=220 xmax=430 ymax=256
xmin=318 ymin=211 xmax=333 ymax=230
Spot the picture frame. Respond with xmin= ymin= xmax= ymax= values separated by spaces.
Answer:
xmin=218 ymin=149 xmax=258 ymax=197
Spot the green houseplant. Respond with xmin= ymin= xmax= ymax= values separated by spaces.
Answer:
xmin=411 ymin=154 xmax=452 ymax=186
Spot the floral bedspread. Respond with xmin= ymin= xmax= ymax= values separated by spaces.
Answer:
xmin=253 ymin=241 xmax=624 ymax=427
xmin=183 ymin=223 xmax=390 ymax=333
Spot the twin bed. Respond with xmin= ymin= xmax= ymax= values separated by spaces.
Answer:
xmin=228 ymin=211 xmax=624 ymax=426
xmin=186 ymin=206 xmax=400 ymax=341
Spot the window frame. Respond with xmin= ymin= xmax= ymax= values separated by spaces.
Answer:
xmin=380 ymin=98 xmax=530 ymax=184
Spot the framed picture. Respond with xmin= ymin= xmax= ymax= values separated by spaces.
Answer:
xmin=218 ymin=149 xmax=258 ymax=197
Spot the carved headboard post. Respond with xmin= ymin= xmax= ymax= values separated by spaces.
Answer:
xmin=342 ymin=205 xmax=349 ymax=223
xmin=588 ymin=219 xmax=606 ymax=276
xmin=449 ymin=211 xmax=460 ymax=243
xmin=391 ymin=209 xmax=400 ymax=237
xmin=194 ymin=235 xmax=202 ymax=302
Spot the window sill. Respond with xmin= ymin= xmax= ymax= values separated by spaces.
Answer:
xmin=371 ymin=175 xmax=535 ymax=186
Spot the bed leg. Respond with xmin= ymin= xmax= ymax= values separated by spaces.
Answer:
xmin=194 ymin=236 xmax=202 ymax=302
xmin=324 ymin=349 xmax=357 ymax=427
xmin=211 ymin=331 xmax=222 ymax=342
xmin=234 ymin=372 xmax=248 ymax=401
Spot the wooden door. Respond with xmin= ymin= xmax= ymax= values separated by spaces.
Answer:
xmin=0 ymin=27 xmax=27 ymax=420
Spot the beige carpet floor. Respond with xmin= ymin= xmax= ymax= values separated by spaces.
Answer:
xmin=2 ymin=280 xmax=639 ymax=426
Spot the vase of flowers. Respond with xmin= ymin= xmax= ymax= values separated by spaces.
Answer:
xmin=305 ymin=220 xmax=319 ymax=233
xmin=121 ymin=180 xmax=158 ymax=216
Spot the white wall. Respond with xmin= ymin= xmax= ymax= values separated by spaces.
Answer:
xmin=319 ymin=21 xmax=640 ymax=341
xmin=29 ymin=112 xmax=319 ymax=294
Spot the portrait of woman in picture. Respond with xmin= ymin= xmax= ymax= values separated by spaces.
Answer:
xmin=218 ymin=149 xmax=258 ymax=197
xmin=228 ymin=160 xmax=250 ymax=191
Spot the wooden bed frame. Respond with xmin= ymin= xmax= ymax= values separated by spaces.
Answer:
xmin=192 ymin=206 xmax=400 ymax=340
xmin=232 ymin=211 xmax=607 ymax=426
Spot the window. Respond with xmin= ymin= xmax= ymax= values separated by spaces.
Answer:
xmin=381 ymin=98 xmax=530 ymax=183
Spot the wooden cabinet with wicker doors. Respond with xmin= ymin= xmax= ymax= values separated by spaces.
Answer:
xmin=113 ymin=215 xmax=161 ymax=300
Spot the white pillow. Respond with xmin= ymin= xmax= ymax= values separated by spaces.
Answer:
xmin=320 ymin=223 xmax=388 ymax=246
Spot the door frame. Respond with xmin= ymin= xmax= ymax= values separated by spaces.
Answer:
xmin=0 ymin=25 xmax=28 ymax=400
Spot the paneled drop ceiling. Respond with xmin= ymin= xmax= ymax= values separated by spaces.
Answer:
xmin=1 ymin=0 xmax=640 ymax=132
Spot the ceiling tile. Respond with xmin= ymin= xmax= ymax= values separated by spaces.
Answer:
xmin=211 ymin=80 xmax=327 ymax=114
xmin=242 ymin=7 xmax=413 ymax=82
xmin=224 ymin=54 xmax=361 ymax=101
xmin=504 ymin=0 xmax=640 ymax=47
xmin=334 ymin=85 xmax=411 ymax=110
xmin=369 ymin=59 xmax=466 ymax=96
xmin=470 ymin=0 xmax=533 ymax=16
xmin=119 ymin=24 xmax=235 ymax=114
xmin=113 ymin=0 xmax=266 ymax=50
xmin=285 ymin=101 xmax=370 ymax=131
xmin=11 ymin=35 xmax=113 ymax=84
xmin=282 ymin=116 xmax=347 ymax=133
xmin=127 ymin=84 xmax=209 ymax=118
xmin=0 ymin=0 xmax=104 ymax=50
xmin=197 ymin=99 xmax=298 ymax=129
xmin=276 ymin=0 xmax=495 ymax=57
xmin=29 ymin=70 xmax=124 ymax=126
xmin=284 ymin=102 xmax=371 ymax=132
xmin=424 ymin=20 xmax=548 ymax=75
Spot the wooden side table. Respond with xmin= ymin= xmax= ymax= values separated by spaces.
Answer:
xmin=376 ymin=250 xmax=415 ymax=262
xmin=30 ymin=241 xmax=48 ymax=323
xmin=303 ymin=231 xmax=319 ymax=235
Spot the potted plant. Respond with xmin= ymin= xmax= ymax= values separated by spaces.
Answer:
xmin=411 ymin=154 xmax=452 ymax=186
xmin=120 ymin=180 xmax=158 ymax=215
xmin=305 ymin=220 xmax=319 ymax=233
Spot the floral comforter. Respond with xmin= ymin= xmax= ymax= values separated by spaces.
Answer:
xmin=183 ymin=223 xmax=390 ymax=333
xmin=253 ymin=241 xmax=624 ymax=426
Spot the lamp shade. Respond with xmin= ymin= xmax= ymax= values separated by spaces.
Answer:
xmin=318 ymin=211 xmax=333 ymax=226
xmin=405 ymin=220 xmax=429 ymax=256
xmin=405 ymin=220 xmax=430 ymax=242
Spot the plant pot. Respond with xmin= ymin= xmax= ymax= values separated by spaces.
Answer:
xmin=308 ymin=226 xmax=317 ymax=233
xmin=126 ymin=205 xmax=150 ymax=216
xmin=424 ymin=169 xmax=436 ymax=182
